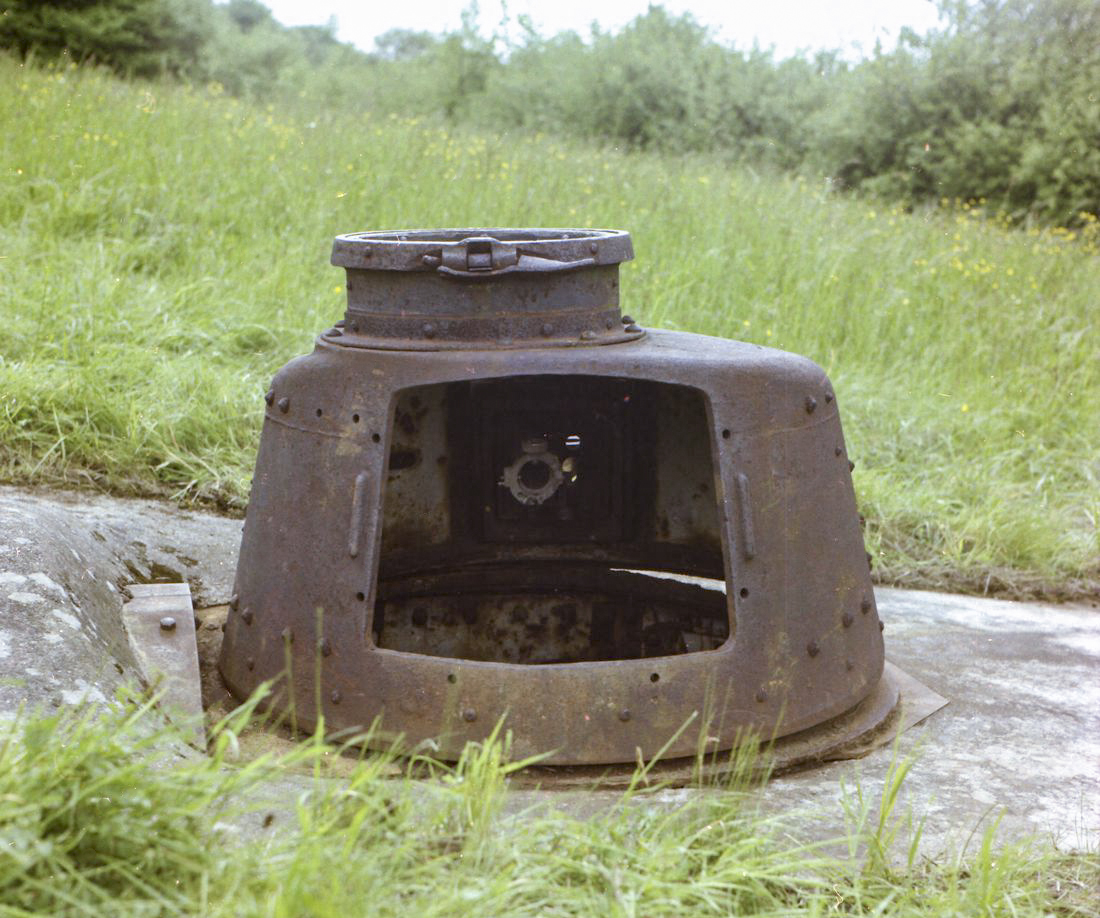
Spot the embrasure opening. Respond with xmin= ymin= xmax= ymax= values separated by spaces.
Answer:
xmin=371 ymin=376 xmax=733 ymax=663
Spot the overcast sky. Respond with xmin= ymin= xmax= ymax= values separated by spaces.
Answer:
xmin=258 ymin=0 xmax=945 ymax=60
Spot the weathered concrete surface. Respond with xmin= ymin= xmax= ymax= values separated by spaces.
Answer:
xmin=0 ymin=487 xmax=239 ymax=718
xmin=0 ymin=488 xmax=1095 ymax=856
xmin=749 ymin=587 xmax=1100 ymax=854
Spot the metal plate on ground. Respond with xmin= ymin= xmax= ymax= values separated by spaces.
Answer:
xmin=122 ymin=582 xmax=204 ymax=746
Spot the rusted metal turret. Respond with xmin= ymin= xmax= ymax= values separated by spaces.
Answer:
xmin=219 ymin=228 xmax=891 ymax=766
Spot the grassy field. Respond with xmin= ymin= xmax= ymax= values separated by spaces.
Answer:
xmin=1 ymin=56 xmax=1097 ymax=602
xmin=1 ymin=694 xmax=1096 ymax=917
xmin=2 ymin=56 xmax=1099 ymax=916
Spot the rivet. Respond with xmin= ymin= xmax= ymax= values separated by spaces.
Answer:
xmin=327 ymin=328 xmax=343 ymax=337
xmin=281 ymin=627 xmax=293 ymax=644
xmin=835 ymin=446 xmax=843 ymax=457
xmin=625 ymin=323 xmax=642 ymax=333
xmin=825 ymin=392 xmax=834 ymax=403
xmin=422 ymin=254 xmax=440 ymax=266
xmin=462 ymin=708 xmax=477 ymax=723
xmin=331 ymin=689 xmax=342 ymax=704
xmin=845 ymin=659 xmax=855 ymax=671
xmin=849 ymin=460 xmax=856 ymax=472
xmin=866 ymin=552 xmax=874 ymax=570
xmin=861 ymin=597 xmax=872 ymax=615
xmin=755 ymin=689 xmax=767 ymax=703
xmin=242 ymin=609 xmax=253 ymax=625
xmin=264 ymin=390 xmax=274 ymax=406
xmin=361 ymin=246 xmax=371 ymax=258
xmin=422 ymin=323 xmax=436 ymax=339
xmin=842 ymin=612 xmax=854 ymax=628
xmin=621 ymin=315 xmax=634 ymax=325
xmin=334 ymin=319 xmax=345 ymax=328
xmin=349 ymin=320 xmax=360 ymax=332
xmin=277 ymin=397 xmax=290 ymax=413
xmin=605 ymin=318 xmax=614 ymax=329
xmin=807 ymin=640 xmax=820 ymax=657
xmin=879 ymin=621 xmax=885 ymax=632
xmin=618 ymin=709 xmax=631 ymax=722
xmin=319 ymin=637 xmax=332 ymax=657
xmin=805 ymin=396 xmax=818 ymax=414
xmin=246 ymin=657 xmax=255 ymax=671
xmin=159 ymin=616 xmax=176 ymax=631
xmin=541 ymin=322 xmax=554 ymax=337
xmin=589 ymin=241 xmax=599 ymax=254
xmin=229 ymin=593 xmax=239 ymax=611
xmin=581 ymin=330 xmax=597 ymax=340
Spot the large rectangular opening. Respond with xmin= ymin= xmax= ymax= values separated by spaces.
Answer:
xmin=372 ymin=375 xmax=732 ymax=663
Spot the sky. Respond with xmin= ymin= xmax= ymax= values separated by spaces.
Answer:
xmin=258 ymin=0 xmax=945 ymax=61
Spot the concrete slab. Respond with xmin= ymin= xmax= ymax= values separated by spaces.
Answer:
xmin=0 ymin=487 xmax=239 ymax=719
xmin=750 ymin=587 xmax=1100 ymax=855
xmin=0 ymin=488 xmax=1095 ymax=857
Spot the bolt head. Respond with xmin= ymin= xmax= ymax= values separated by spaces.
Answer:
xmin=330 ymin=689 xmax=342 ymax=704
xmin=807 ymin=640 xmax=820 ymax=658
xmin=625 ymin=323 xmax=642 ymax=333
xmin=264 ymin=390 xmax=274 ymax=406
xmin=621 ymin=315 xmax=634 ymax=325
xmin=281 ymin=627 xmax=293 ymax=644
xmin=277 ymin=397 xmax=290 ymax=413
xmin=320 ymin=637 xmax=332 ymax=657
xmin=246 ymin=657 xmax=255 ymax=671
xmin=540 ymin=322 xmax=554 ymax=337
xmin=229 ymin=593 xmax=239 ymax=611
xmin=861 ymin=597 xmax=872 ymax=615
xmin=159 ymin=616 xmax=176 ymax=632
xmin=422 ymin=322 xmax=436 ymax=339
xmin=618 ymin=709 xmax=631 ymax=722
xmin=805 ymin=396 xmax=818 ymax=414
xmin=462 ymin=708 xmax=477 ymax=723
xmin=842 ymin=612 xmax=854 ymax=628
xmin=241 ymin=609 xmax=253 ymax=625
xmin=755 ymin=689 xmax=768 ymax=703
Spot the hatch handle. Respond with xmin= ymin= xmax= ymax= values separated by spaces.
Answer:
xmin=427 ymin=236 xmax=595 ymax=278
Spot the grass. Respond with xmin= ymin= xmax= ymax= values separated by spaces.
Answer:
xmin=1 ymin=693 xmax=1096 ymax=917
xmin=0 ymin=55 xmax=1097 ymax=600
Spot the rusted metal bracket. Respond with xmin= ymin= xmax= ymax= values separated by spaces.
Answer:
xmin=122 ymin=583 xmax=204 ymax=746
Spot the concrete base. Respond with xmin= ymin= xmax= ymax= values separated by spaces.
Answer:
xmin=750 ymin=587 xmax=1100 ymax=854
xmin=0 ymin=489 xmax=1096 ymax=855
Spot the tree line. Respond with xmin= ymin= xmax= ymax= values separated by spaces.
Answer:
xmin=3 ymin=0 xmax=1097 ymax=226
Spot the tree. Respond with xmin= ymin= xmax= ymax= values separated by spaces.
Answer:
xmin=0 ymin=0 xmax=215 ymax=77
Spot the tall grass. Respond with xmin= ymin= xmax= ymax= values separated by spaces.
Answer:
xmin=1 ymin=57 xmax=1097 ymax=594
xmin=1 ymin=694 xmax=1096 ymax=916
